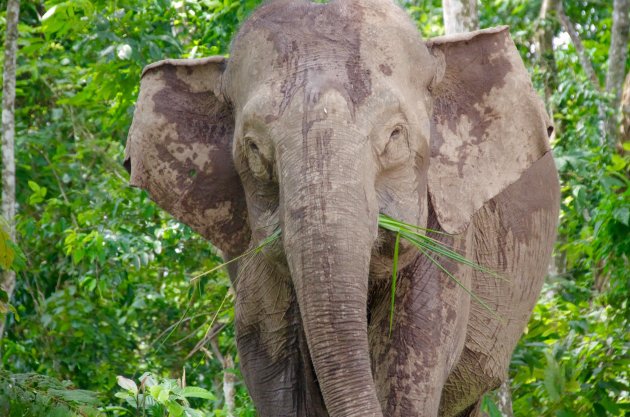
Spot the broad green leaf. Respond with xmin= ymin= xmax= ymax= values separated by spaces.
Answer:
xmin=610 ymin=154 xmax=627 ymax=171
xmin=613 ymin=207 xmax=629 ymax=226
xmin=593 ymin=403 xmax=607 ymax=417
xmin=166 ymin=400 xmax=185 ymax=417
xmin=184 ymin=407 xmax=205 ymax=417
xmin=543 ymin=351 xmax=564 ymax=403
xmin=72 ymin=247 xmax=85 ymax=264
xmin=182 ymin=386 xmax=215 ymax=400
xmin=149 ymin=384 xmax=170 ymax=403
xmin=27 ymin=180 xmax=40 ymax=193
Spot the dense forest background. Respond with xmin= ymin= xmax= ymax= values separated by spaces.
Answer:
xmin=0 ymin=0 xmax=628 ymax=416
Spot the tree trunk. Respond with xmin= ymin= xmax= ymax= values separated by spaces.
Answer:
xmin=537 ymin=0 xmax=570 ymax=277
xmin=556 ymin=1 xmax=609 ymax=144
xmin=537 ymin=0 xmax=560 ymax=115
xmin=222 ymin=354 xmax=236 ymax=417
xmin=605 ymin=0 xmax=630 ymax=146
xmin=556 ymin=2 xmax=600 ymax=89
xmin=621 ymin=71 xmax=630 ymax=150
xmin=442 ymin=0 xmax=478 ymax=34
xmin=0 ymin=0 xmax=20 ymax=341
xmin=496 ymin=381 xmax=515 ymax=417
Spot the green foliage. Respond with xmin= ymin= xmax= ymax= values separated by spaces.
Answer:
xmin=0 ymin=215 xmax=25 ymax=273
xmin=379 ymin=214 xmax=507 ymax=329
xmin=114 ymin=373 xmax=219 ymax=417
xmin=0 ymin=1 xmax=627 ymax=416
xmin=0 ymin=371 xmax=102 ymax=417
xmin=0 ymin=217 xmax=15 ymax=271
xmin=1 ymin=0 xmax=263 ymax=412
xmin=0 ymin=216 xmax=24 ymax=321
xmin=510 ymin=289 xmax=630 ymax=416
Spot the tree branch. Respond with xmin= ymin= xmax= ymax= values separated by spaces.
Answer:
xmin=556 ymin=1 xmax=611 ymax=145
xmin=605 ymin=0 xmax=630 ymax=99
xmin=497 ymin=381 xmax=515 ymax=417
xmin=605 ymin=0 xmax=630 ymax=146
xmin=556 ymin=1 xmax=600 ymax=90
xmin=201 ymin=337 xmax=235 ymax=417
xmin=537 ymin=0 xmax=560 ymax=111
xmin=37 ymin=150 xmax=79 ymax=229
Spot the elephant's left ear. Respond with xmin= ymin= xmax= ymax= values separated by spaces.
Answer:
xmin=426 ymin=27 xmax=553 ymax=234
xmin=124 ymin=57 xmax=250 ymax=258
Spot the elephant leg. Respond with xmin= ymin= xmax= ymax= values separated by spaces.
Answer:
xmin=235 ymin=255 xmax=327 ymax=417
xmin=369 ymin=212 xmax=472 ymax=417
xmin=439 ymin=349 xmax=503 ymax=417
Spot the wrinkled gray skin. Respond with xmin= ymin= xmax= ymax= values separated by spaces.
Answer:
xmin=124 ymin=1 xmax=560 ymax=416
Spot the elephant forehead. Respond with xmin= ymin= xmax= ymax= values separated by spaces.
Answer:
xmin=227 ymin=0 xmax=431 ymax=115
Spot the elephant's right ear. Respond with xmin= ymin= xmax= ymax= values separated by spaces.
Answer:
xmin=124 ymin=57 xmax=250 ymax=258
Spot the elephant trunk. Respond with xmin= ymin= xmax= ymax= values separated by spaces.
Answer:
xmin=281 ymin=123 xmax=382 ymax=417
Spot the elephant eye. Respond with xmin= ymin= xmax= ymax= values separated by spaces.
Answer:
xmin=380 ymin=124 xmax=410 ymax=169
xmin=243 ymin=136 xmax=274 ymax=182
xmin=390 ymin=126 xmax=404 ymax=141
xmin=249 ymin=141 xmax=260 ymax=154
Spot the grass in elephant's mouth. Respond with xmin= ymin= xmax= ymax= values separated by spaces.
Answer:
xmin=378 ymin=215 xmax=507 ymax=334
xmin=187 ymin=215 xmax=505 ymax=342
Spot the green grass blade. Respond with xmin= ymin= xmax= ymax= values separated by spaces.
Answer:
xmin=379 ymin=216 xmax=509 ymax=282
xmin=401 ymin=232 xmax=508 ymax=282
xmin=153 ymin=283 xmax=197 ymax=349
xmin=185 ymin=215 xmax=506 ymax=339
xmin=190 ymin=229 xmax=281 ymax=283
xmin=416 ymin=246 xmax=505 ymax=323
xmin=378 ymin=213 xmax=452 ymax=236
xmin=185 ymin=289 xmax=231 ymax=359
xmin=389 ymin=232 xmax=401 ymax=337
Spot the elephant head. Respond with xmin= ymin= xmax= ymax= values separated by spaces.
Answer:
xmin=124 ymin=1 xmax=552 ymax=415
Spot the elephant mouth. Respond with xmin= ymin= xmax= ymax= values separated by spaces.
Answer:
xmin=375 ymin=225 xmax=417 ymax=256
xmin=248 ymin=211 xmax=423 ymax=280
xmin=248 ymin=207 xmax=290 ymax=274
xmin=259 ymin=230 xmax=288 ymax=273
xmin=370 ymin=225 xmax=419 ymax=278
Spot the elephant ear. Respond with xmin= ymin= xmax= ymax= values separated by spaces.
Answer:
xmin=426 ymin=27 xmax=553 ymax=234
xmin=124 ymin=57 xmax=250 ymax=258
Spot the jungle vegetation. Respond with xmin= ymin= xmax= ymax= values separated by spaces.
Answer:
xmin=0 ymin=0 xmax=628 ymax=416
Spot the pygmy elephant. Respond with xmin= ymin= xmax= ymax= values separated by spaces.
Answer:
xmin=124 ymin=1 xmax=560 ymax=416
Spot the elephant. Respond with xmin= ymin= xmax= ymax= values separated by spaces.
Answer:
xmin=123 ymin=0 xmax=560 ymax=416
